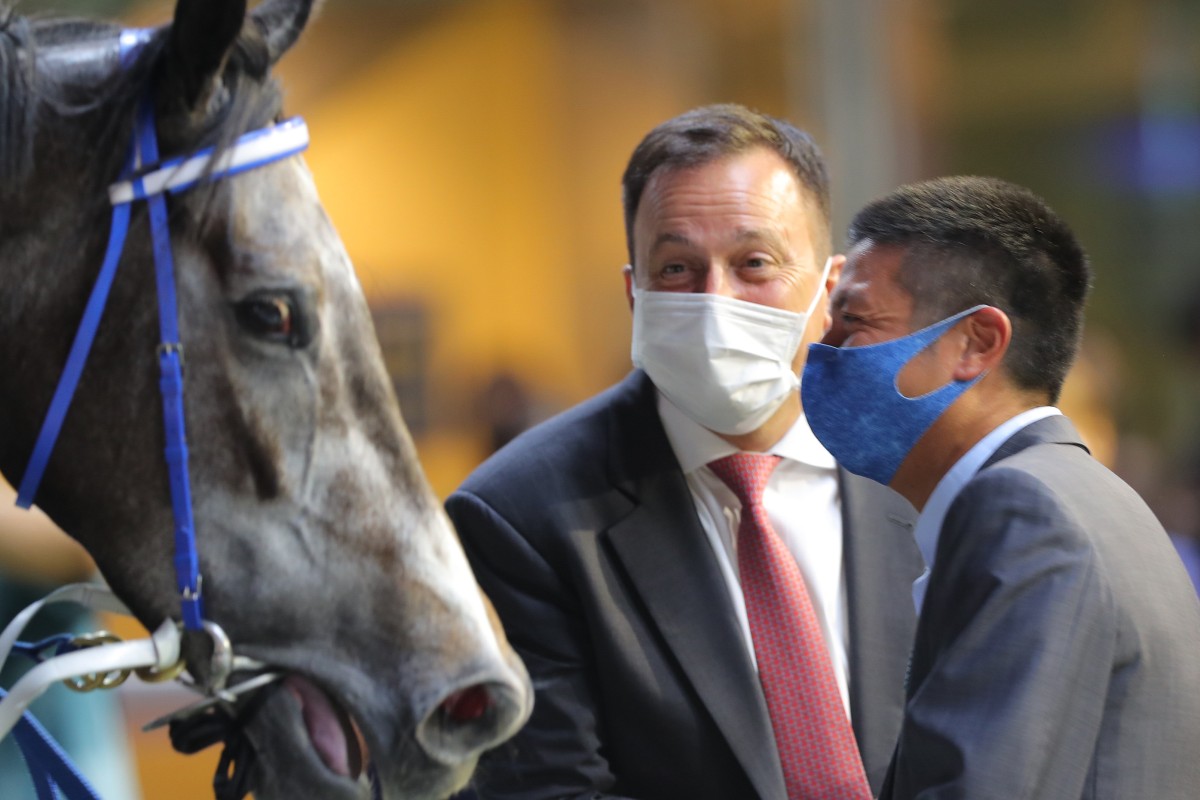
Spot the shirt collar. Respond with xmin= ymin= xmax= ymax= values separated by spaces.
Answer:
xmin=911 ymin=405 xmax=1061 ymax=612
xmin=656 ymin=390 xmax=837 ymax=473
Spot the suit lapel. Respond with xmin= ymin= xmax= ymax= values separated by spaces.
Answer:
xmin=840 ymin=470 xmax=922 ymax=791
xmin=603 ymin=373 xmax=786 ymax=800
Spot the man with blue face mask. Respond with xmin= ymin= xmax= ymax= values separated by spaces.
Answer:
xmin=447 ymin=104 xmax=923 ymax=799
xmin=802 ymin=175 xmax=1200 ymax=799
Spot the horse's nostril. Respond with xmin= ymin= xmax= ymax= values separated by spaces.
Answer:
xmin=415 ymin=676 xmax=530 ymax=766
xmin=441 ymin=684 xmax=494 ymax=723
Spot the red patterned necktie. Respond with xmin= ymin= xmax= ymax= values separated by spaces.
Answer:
xmin=709 ymin=453 xmax=871 ymax=800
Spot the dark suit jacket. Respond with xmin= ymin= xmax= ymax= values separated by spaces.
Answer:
xmin=448 ymin=371 xmax=923 ymax=799
xmin=883 ymin=415 xmax=1200 ymax=799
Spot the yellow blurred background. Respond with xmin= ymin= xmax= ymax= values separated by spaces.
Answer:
xmin=5 ymin=0 xmax=1200 ymax=797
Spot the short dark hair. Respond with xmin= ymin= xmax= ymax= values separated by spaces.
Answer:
xmin=621 ymin=103 xmax=831 ymax=263
xmin=847 ymin=175 xmax=1091 ymax=402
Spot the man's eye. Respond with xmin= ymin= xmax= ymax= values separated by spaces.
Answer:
xmin=661 ymin=263 xmax=686 ymax=275
xmin=234 ymin=292 xmax=312 ymax=348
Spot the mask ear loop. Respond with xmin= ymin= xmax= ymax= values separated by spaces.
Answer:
xmin=803 ymin=257 xmax=835 ymax=319
xmin=778 ymin=257 xmax=838 ymax=390
xmin=891 ymin=304 xmax=991 ymax=399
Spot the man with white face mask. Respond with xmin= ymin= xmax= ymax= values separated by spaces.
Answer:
xmin=447 ymin=104 xmax=923 ymax=800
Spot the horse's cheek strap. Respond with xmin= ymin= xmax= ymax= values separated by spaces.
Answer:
xmin=15 ymin=202 xmax=132 ymax=509
xmin=136 ymin=98 xmax=205 ymax=632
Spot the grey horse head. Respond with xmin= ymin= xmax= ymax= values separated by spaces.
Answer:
xmin=0 ymin=1 xmax=532 ymax=797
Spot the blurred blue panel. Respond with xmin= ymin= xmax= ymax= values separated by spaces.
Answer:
xmin=1092 ymin=114 xmax=1200 ymax=195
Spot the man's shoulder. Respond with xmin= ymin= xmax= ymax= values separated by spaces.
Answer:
xmin=948 ymin=422 xmax=1166 ymax=573
xmin=455 ymin=370 xmax=657 ymax=501
xmin=975 ymin=419 xmax=1130 ymax=514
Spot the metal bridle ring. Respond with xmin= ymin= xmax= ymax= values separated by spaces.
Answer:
xmin=200 ymin=619 xmax=235 ymax=693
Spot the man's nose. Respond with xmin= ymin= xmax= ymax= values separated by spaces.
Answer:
xmin=701 ymin=265 xmax=733 ymax=296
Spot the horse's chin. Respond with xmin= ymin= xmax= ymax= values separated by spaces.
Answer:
xmin=242 ymin=673 xmax=477 ymax=800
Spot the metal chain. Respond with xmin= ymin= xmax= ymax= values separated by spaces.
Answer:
xmin=60 ymin=631 xmax=186 ymax=693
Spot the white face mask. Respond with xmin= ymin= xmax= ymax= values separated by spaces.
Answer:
xmin=630 ymin=257 xmax=833 ymax=435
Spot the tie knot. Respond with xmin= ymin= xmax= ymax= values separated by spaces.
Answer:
xmin=708 ymin=453 xmax=782 ymax=508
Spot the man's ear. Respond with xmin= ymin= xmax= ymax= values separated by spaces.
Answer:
xmin=954 ymin=306 xmax=1011 ymax=381
xmin=623 ymin=264 xmax=635 ymax=311
xmin=824 ymin=254 xmax=845 ymax=294
xmin=820 ymin=254 xmax=845 ymax=333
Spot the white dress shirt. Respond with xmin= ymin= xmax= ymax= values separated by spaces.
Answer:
xmin=656 ymin=392 xmax=851 ymax=715
xmin=910 ymin=406 xmax=1062 ymax=614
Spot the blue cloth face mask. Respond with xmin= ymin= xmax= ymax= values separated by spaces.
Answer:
xmin=800 ymin=304 xmax=988 ymax=485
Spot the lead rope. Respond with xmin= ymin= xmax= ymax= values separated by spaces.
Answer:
xmin=0 ymin=585 xmax=182 ymax=800
xmin=1 ymin=687 xmax=103 ymax=800
xmin=0 ymin=584 xmax=283 ymax=800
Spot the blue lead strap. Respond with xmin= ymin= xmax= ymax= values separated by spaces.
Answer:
xmin=135 ymin=98 xmax=205 ymax=631
xmin=1 ymin=688 xmax=102 ymax=800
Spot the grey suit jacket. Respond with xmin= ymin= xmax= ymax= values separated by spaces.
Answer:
xmin=884 ymin=415 xmax=1200 ymax=799
xmin=448 ymin=371 xmax=923 ymax=800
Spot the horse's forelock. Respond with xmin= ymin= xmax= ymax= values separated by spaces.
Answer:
xmin=0 ymin=1 xmax=284 ymax=211
xmin=0 ymin=10 xmax=161 ymax=207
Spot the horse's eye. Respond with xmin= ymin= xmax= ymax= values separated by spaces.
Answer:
xmin=234 ymin=292 xmax=312 ymax=348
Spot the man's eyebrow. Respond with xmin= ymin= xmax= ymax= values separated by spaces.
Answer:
xmin=734 ymin=228 xmax=788 ymax=250
xmin=829 ymin=282 xmax=860 ymax=310
xmin=648 ymin=232 xmax=695 ymax=255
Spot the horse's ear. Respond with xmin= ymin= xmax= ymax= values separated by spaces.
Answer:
xmin=164 ymin=0 xmax=247 ymax=110
xmin=250 ymin=0 xmax=317 ymax=65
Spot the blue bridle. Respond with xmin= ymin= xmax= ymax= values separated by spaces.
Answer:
xmin=8 ymin=29 xmax=312 ymax=800
xmin=15 ymin=32 xmax=310 ymax=634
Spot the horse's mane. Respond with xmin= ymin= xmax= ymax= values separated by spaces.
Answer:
xmin=0 ymin=2 xmax=284 ymax=210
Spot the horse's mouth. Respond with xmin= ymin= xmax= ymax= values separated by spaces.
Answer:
xmin=210 ymin=654 xmax=531 ymax=799
xmin=282 ymin=675 xmax=369 ymax=782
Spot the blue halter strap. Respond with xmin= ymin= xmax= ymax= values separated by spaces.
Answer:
xmin=10 ymin=29 xmax=308 ymax=800
xmin=138 ymin=93 xmax=206 ymax=631
xmin=15 ymin=35 xmax=309 ymax=632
